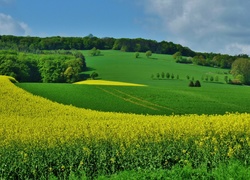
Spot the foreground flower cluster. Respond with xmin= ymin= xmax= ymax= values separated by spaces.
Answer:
xmin=0 ymin=75 xmax=250 ymax=179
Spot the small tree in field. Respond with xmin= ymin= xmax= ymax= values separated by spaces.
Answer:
xmin=189 ymin=81 xmax=194 ymax=87
xmin=195 ymin=80 xmax=201 ymax=87
xmin=171 ymin=73 xmax=174 ymax=79
xmin=135 ymin=52 xmax=140 ymax=58
xmin=90 ymin=47 xmax=101 ymax=56
xmin=146 ymin=50 xmax=152 ymax=58
xmin=173 ymin=51 xmax=182 ymax=61
xmin=166 ymin=73 xmax=170 ymax=79
xmin=156 ymin=73 xmax=160 ymax=79
xmin=90 ymin=72 xmax=98 ymax=80
xmin=161 ymin=72 xmax=165 ymax=79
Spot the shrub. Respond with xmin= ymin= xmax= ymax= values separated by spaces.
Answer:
xmin=161 ymin=72 xmax=165 ymax=79
xmin=90 ymin=72 xmax=98 ymax=80
xmin=195 ymin=80 xmax=201 ymax=87
xmin=146 ymin=50 xmax=152 ymax=58
xmin=176 ymin=57 xmax=192 ymax=64
xmin=166 ymin=73 xmax=170 ymax=79
xmin=90 ymin=47 xmax=101 ymax=56
xmin=135 ymin=52 xmax=140 ymax=58
xmin=156 ymin=73 xmax=160 ymax=79
xmin=189 ymin=81 xmax=194 ymax=87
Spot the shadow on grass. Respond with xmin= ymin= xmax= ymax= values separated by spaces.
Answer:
xmin=203 ymin=81 xmax=226 ymax=85
xmin=84 ymin=67 xmax=97 ymax=72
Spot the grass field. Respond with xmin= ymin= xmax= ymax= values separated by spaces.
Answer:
xmin=1 ymin=75 xmax=250 ymax=179
xmin=16 ymin=50 xmax=250 ymax=115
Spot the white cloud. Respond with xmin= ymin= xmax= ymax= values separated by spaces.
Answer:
xmin=224 ymin=43 xmax=250 ymax=55
xmin=142 ymin=0 xmax=250 ymax=54
xmin=0 ymin=13 xmax=30 ymax=35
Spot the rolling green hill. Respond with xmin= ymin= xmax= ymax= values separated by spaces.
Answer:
xmin=16 ymin=50 xmax=250 ymax=115
xmin=84 ymin=50 xmax=228 ymax=85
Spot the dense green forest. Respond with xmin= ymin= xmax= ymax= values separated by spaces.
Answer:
xmin=0 ymin=50 xmax=86 ymax=83
xmin=0 ymin=35 xmax=249 ymax=83
xmin=2 ymin=35 xmax=248 ymax=59
xmin=0 ymin=35 xmax=196 ymax=56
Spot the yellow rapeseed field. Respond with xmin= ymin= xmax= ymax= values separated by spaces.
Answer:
xmin=0 ymin=75 xmax=250 ymax=179
xmin=74 ymin=79 xmax=146 ymax=86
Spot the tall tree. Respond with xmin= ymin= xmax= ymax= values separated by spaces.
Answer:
xmin=231 ymin=58 xmax=250 ymax=85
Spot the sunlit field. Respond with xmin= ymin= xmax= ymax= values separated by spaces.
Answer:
xmin=17 ymin=51 xmax=250 ymax=115
xmin=74 ymin=79 xmax=146 ymax=86
xmin=1 ymin=75 xmax=250 ymax=179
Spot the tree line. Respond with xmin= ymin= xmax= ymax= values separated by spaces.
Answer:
xmin=1 ymin=34 xmax=248 ymax=68
xmin=0 ymin=35 xmax=196 ymax=56
xmin=172 ymin=51 xmax=250 ymax=85
xmin=0 ymin=50 xmax=86 ymax=83
xmin=173 ymin=51 xmax=249 ymax=69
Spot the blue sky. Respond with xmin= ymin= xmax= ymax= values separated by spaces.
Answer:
xmin=1 ymin=0 xmax=250 ymax=55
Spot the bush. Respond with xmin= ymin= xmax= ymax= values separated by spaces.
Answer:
xmin=189 ymin=81 xmax=194 ymax=87
xmin=90 ymin=47 xmax=101 ymax=56
xmin=146 ymin=50 xmax=152 ymax=58
xmin=156 ymin=73 xmax=160 ymax=79
xmin=176 ymin=57 xmax=192 ymax=64
xmin=161 ymin=72 xmax=165 ymax=79
xmin=90 ymin=72 xmax=98 ymax=80
xmin=195 ymin=80 xmax=201 ymax=87
xmin=166 ymin=73 xmax=170 ymax=79
xmin=135 ymin=52 xmax=140 ymax=58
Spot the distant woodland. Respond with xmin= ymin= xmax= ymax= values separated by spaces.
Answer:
xmin=0 ymin=35 xmax=196 ymax=55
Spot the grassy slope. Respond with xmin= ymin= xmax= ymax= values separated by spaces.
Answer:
xmin=16 ymin=50 xmax=250 ymax=115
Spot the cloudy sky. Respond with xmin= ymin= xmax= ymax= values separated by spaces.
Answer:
xmin=1 ymin=0 xmax=250 ymax=55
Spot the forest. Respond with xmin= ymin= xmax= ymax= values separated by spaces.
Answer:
xmin=0 ymin=50 xmax=86 ymax=83
xmin=0 ymin=35 xmax=195 ymax=56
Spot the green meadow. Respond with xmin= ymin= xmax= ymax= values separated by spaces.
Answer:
xmin=17 ymin=50 xmax=250 ymax=115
